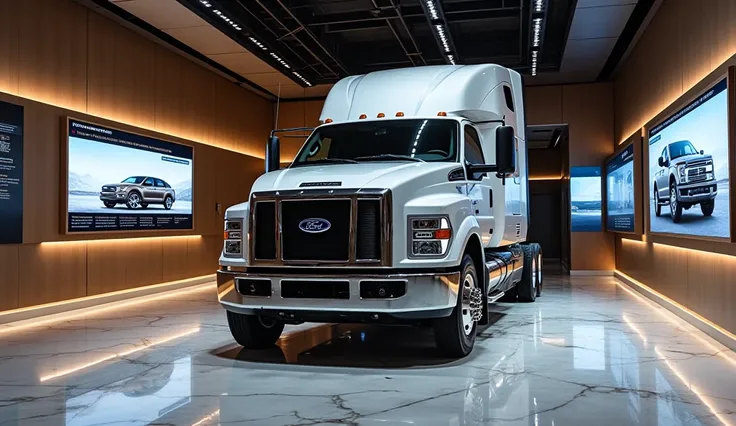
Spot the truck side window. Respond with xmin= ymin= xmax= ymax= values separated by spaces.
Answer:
xmin=464 ymin=126 xmax=486 ymax=180
xmin=503 ymin=86 xmax=515 ymax=112
xmin=155 ymin=179 xmax=166 ymax=188
xmin=143 ymin=177 xmax=154 ymax=187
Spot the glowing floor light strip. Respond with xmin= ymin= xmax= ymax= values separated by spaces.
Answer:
xmin=655 ymin=347 xmax=734 ymax=426
xmin=39 ymin=327 xmax=200 ymax=382
xmin=0 ymin=282 xmax=212 ymax=336
xmin=191 ymin=409 xmax=220 ymax=426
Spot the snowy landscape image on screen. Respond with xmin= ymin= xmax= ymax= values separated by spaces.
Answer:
xmin=68 ymin=136 xmax=192 ymax=215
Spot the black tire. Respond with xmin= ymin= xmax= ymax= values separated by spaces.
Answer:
xmin=103 ymin=202 xmax=116 ymax=208
xmin=163 ymin=196 xmax=174 ymax=210
xmin=517 ymin=244 xmax=538 ymax=303
xmin=434 ymin=254 xmax=479 ymax=358
xmin=669 ymin=183 xmax=682 ymax=223
xmin=226 ymin=311 xmax=284 ymax=349
xmin=532 ymin=243 xmax=543 ymax=297
xmin=701 ymin=200 xmax=715 ymax=216
xmin=126 ymin=191 xmax=142 ymax=209
xmin=654 ymin=186 xmax=661 ymax=217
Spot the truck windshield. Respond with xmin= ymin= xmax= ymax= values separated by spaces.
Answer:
xmin=292 ymin=119 xmax=458 ymax=166
xmin=669 ymin=141 xmax=697 ymax=159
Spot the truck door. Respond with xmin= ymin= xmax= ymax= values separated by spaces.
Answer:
xmin=463 ymin=124 xmax=493 ymax=245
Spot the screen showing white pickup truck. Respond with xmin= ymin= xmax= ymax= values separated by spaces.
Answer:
xmin=647 ymin=77 xmax=729 ymax=239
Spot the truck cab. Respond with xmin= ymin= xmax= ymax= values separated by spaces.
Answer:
xmin=217 ymin=64 xmax=542 ymax=357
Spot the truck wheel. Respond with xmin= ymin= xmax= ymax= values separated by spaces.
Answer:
xmin=103 ymin=202 xmax=116 ymax=208
xmin=226 ymin=311 xmax=284 ymax=349
xmin=654 ymin=187 xmax=661 ymax=217
xmin=126 ymin=192 xmax=142 ymax=209
xmin=517 ymin=244 xmax=538 ymax=303
xmin=532 ymin=243 xmax=543 ymax=297
xmin=701 ymin=200 xmax=715 ymax=216
xmin=434 ymin=254 xmax=481 ymax=357
xmin=669 ymin=184 xmax=682 ymax=223
xmin=164 ymin=196 xmax=174 ymax=210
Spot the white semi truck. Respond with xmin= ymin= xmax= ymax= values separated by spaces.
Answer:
xmin=217 ymin=64 xmax=542 ymax=357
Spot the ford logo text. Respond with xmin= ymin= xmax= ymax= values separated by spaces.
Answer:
xmin=298 ymin=218 xmax=331 ymax=233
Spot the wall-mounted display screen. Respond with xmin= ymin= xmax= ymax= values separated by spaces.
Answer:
xmin=648 ymin=78 xmax=729 ymax=239
xmin=0 ymin=101 xmax=23 ymax=244
xmin=571 ymin=166 xmax=602 ymax=232
xmin=66 ymin=119 xmax=193 ymax=233
xmin=606 ymin=144 xmax=635 ymax=233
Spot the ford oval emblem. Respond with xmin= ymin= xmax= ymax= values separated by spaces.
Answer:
xmin=298 ymin=218 xmax=331 ymax=233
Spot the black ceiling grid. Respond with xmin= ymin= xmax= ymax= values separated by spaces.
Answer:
xmin=537 ymin=0 xmax=577 ymax=74
xmin=597 ymin=0 xmax=656 ymax=81
xmin=176 ymin=0 xmax=326 ymax=87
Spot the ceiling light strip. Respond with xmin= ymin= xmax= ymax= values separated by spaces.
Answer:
xmin=198 ymin=1 xmax=311 ymax=86
xmin=423 ymin=0 xmax=458 ymax=65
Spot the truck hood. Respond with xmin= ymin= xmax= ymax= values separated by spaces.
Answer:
xmin=251 ymin=162 xmax=454 ymax=192
xmin=672 ymin=153 xmax=712 ymax=165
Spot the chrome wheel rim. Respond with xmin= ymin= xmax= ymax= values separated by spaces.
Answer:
xmin=166 ymin=198 xmax=172 ymax=208
xmin=532 ymin=255 xmax=538 ymax=291
xmin=129 ymin=194 xmax=140 ymax=208
xmin=461 ymin=273 xmax=482 ymax=336
xmin=670 ymin=187 xmax=677 ymax=215
xmin=538 ymin=253 xmax=543 ymax=286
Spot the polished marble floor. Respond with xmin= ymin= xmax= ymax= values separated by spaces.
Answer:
xmin=1 ymin=272 xmax=735 ymax=426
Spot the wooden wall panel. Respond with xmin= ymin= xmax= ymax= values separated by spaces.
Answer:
xmin=21 ymin=100 xmax=63 ymax=244
xmin=162 ymin=238 xmax=191 ymax=283
xmin=526 ymin=86 xmax=562 ymax=124
xmin=154 ymin=45 xmax=215 ymax=147
xmin=0 ymin=245 xmax=19 ymax=311
xmin=617 ymin=238 xmax=736 ymax=336
xmin=614 ymin=0 xmax=736 ymax=142
xmin=87 ymin=12 xmax=156 ymax=130
xmin=18 ymin=243 xmax=87 ymax=308
xmin=17 ymin=0 xmax=88 ymax=112
xmin=0 ymin=0 xmax=19 ymax=95
xmin=562 ymin=83 xmax=615 ymax=166
xmin=212 ymin=76 xmax=272 ymax=158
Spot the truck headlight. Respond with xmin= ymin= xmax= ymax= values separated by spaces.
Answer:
xmin=677 ymin=165 xmax=686 ymax=183
xmin=223 ymin=219 xmax=243 ymax=256
xmin=705 ymin=163 xmax=714 ymax=172
xmin=409 ymin=216 xmax=452 ymax=257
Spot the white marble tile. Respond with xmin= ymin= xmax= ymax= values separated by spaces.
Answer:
xmin=0 ymin=274 xmax=734 ymax=425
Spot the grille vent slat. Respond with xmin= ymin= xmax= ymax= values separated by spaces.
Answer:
xmin=357 ymin=200 xmax=381 ymax=260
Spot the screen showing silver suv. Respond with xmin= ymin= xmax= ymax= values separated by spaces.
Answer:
xmin=100 ymin=176 xmax=176 ymax=210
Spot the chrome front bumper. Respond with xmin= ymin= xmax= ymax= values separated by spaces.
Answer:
xmin=217 ymin=269 xmax=460 ymax=320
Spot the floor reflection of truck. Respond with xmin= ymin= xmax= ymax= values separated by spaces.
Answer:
xmin=217 ymin=64 xmax=543 ymax=358
xmin=652 ymin=140 xmax=716 ymax=222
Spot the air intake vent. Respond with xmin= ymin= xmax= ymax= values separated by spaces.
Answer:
xmin=254 ymin=202 xmax=276 ymax=260
xmin=357 ymin=200 xmax=381 ymax=260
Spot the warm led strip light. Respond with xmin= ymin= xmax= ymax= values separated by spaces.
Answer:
xmin=39 ymin=327 xmax=200 ymax=382
xmin=655 ymin=347 xmax=734 ymax=426
xmin=192 ymin=409 xmax=220 ymax=426
xmin=614 ymin=272 xmax=736 ymax=369
xmin=38 ymin=234 xmax=201 ymax=246
xmin=0 ymin=281 xmax=213 ymax=336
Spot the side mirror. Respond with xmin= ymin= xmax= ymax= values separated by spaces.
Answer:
xmin=700 ymin=150 xmax=704 ymax=155
xmin=495 ymin=125 xmax=516 ymax=177
xmin=266 ymin=135 xmax=280 ymax=173
xmin=658 ymin=156 xmax=665 ymax=167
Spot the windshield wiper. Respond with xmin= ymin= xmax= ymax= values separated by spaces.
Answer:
xmin=353 ymin=154 xmax=425 ymax=163
xmin=291 ymin=158 xmax=359 ymax=167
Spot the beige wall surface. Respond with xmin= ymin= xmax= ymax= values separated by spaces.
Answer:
xmin=0 ymin=0 xmax=271 ymax=312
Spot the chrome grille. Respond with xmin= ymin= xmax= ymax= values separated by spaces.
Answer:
xmin=249 ymin=189 xmax=392 ymax=266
